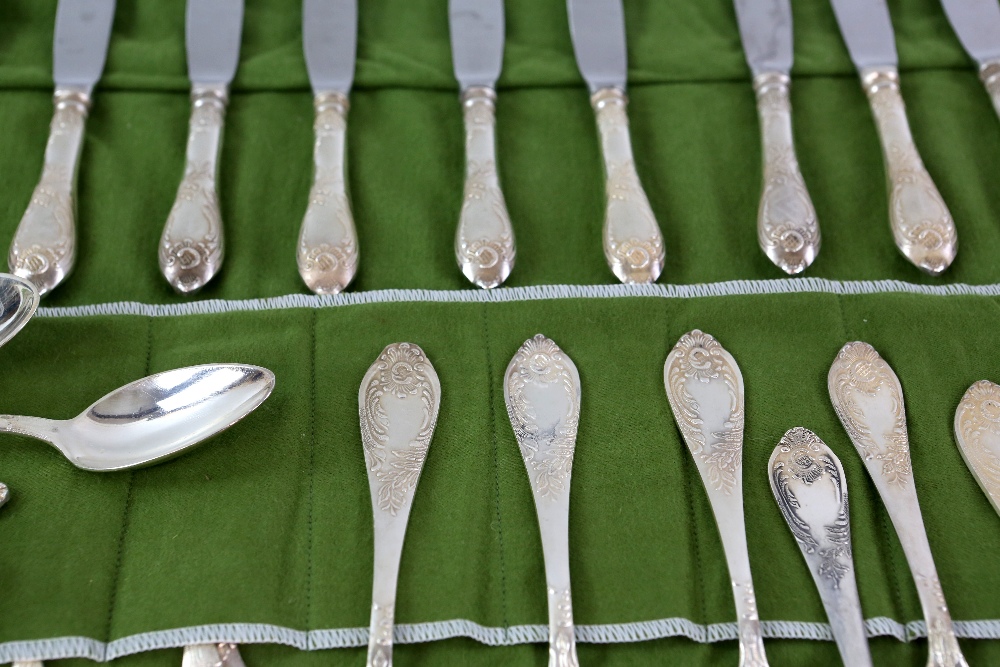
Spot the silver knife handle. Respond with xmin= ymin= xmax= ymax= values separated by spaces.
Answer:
xmin=455 ymin=86 xmax=515 ymax=289
xmin=980 ymin=60 xmax=1000 ymax=120
xmin=861 ymin=67 xmax=956 ymax=276
xmin=591 ymin=88 xmax=664 ymax=284
xmin=159 ymin=84 xmax=227 ymax=294
xmin=297 ymin=91 xmax=359 ymax=295
xmin=8 ymin=88 xmax=89 ymax=296
xmin=752 ymin=72 xmax=819 ymax=275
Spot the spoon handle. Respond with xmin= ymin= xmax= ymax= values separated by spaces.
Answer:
xmin=297 ymin=91 xmax=359 ymax=295
xmin=980 ymin=60 xmax=1000 ymax=124
xmin=0 ymin=415 xmax=58 ymax=443
xmin=954 ymin=380 xmax=1000 ymax=517
xmin=591 ymin=87 xmax=664 ymax=285
xmin=182 ymin=644 xmax=244 ymax=667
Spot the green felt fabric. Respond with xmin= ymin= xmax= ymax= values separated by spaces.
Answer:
xmin=2 ymin=0 xmax=1000 ymax=665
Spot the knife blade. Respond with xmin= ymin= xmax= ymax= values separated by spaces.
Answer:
xmin=733 ymin=0 xmax=793 ymax=75
xmin=186 ymin=0 xmax=244 ymax=86
xmin=304 ymin=0 xmax=357 ymax=94
xmin=941 ymin=0 xmax=1000 ymax=64
xmin=828 ymin=0 xmax=897 ymax=68
xmin=54 ymin=0 xmax=116 ymax=92
xmin=567 ymin=0 xmax=627 ymax=92
xmin=449 ymin=0 xmax=504 ymax=90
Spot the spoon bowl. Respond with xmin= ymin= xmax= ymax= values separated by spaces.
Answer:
xmin=0 ymin=273 xmax=39 ymax=350
xmin=0 ymin=364 xmax=275 ymax=471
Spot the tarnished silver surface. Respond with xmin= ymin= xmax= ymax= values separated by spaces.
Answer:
xmin=664 ymin=331 xmax=768 ymax=667
xmin=769 ymin=427 xmax=871 ymax=667
xmin=182 ymin=643 xmax=245 ymax=667
xmin=505 ymin=334 xmax=581 ymax=667
xmin=0 ymin=364 xmax=274 ymax=472
xmin=955 ymin=379 xmax=1000 ymax=518
xmin=828 ymin=0 xmax=898 ymax=69
xmin=734 ymin=0 xmax=793 ymax=76
xmin=981 ymin=60 xmax=1000 ymax=119
xmin=829 ymin=342 xmax=968 ymax=667
xmin=298 ymin=92 xmax=359 ymax=294
xmin=359 ymin=343 xmax=440 ymax=667
xmin=303 ymin=0 xmax=357 ymax=95
xmin=940 ymin=0 xmax=1000 ymax=65
xmin=0 ymin=274 xmax=40 ymax=350
xmin=752 ymin=73 xmax=819 ymax=274
xmin=566 ymin=0 xmax=627 ymax=92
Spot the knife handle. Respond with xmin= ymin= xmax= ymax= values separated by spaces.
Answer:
xmin=980 ymin=60 xmax=1000 ymax=120
xmin=297 ymin=91 xmax=359 ymax=295
xmin=860 ymin=67 xmax=957 ymax=276
xmin=591 ymin=87 xmax=664 ymax=284
xmin=752 ymin=72 xmax=819 ymax=275
xmin=8 ymin=87 xmax=89 ymax=297
xmin=159 ymin=84 xmax=227 ymax=294
xmin=455 ymin=86 xmax=515 ymax=289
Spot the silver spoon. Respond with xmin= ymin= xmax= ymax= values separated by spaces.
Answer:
xmin=0 ymin=364 xmax=274 ymax=471
xmin=0 ymin=273 xmax=39 ymax=350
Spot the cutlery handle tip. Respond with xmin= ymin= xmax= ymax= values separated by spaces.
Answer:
xmin=980 ymin=59 xmax=1000 ymax=121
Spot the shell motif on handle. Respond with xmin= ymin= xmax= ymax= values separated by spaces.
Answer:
xmin=592 ymin=88 xmax=664 ymax=285
xmin=160 ymin=84 xmax=228 ymax=294
xmin=752 ymin=72 xmax=819 ymax=275
xmin=861 ymin=67 xmax=957 ymax=276
xmin=455 ymin=86 xmax=515 ymax=289
xmin=298 ymin=91 xmax=359 ymax=295
xmin=980 ymin=60 xmax=1000 ymax=121
xmin=9 ymin=88 xmax=89 ymax=296
xmin=955 ymin=380 xmax=1000 ymax=517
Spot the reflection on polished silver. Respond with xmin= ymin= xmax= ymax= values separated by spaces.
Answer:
xmin=0 ymin=273 xmax=40 ymax=350
xmin=0 ymin=364 xmax=275 ymax=472
xmin=980 ymin=60 xmax=1000 ymax=120
xmin=504 ymin=335 xmax=581 ymax=667
xmin=0 ymin=482 xmax=8 ymax=510
xmin=455 ymin=86 xmax=516 ymax=289
xmin=768 ymin=428 xmax=871 ymax=667
xmin=752 ymin=73 xmax=819 ymax=275
xmin=591 ymin=88 xmax=664 ymax=285
xmin=182 ymin=643 xmax=245 ymax=667
xmin=359 ymin=343 xmax=440 ymax=667
xmin=298 ymin=91 xmax=359 ymax=295
xmin=955 ymin=380 xmax=1000 ymax=517
xmin=160 ymin=84 xmax=228 ymax=294
xmin=860 ymin=67 xmax=957 ymax=276
xmin=9 ymin=88 xmax=89 ymax=297
xmin=664 ymin=331 xmax=768 ymax=667
xmin=828 ymin=343 xmax=968 ymax=667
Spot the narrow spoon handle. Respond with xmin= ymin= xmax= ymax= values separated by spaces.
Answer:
xmin=297 ymin=91 xmax=359 ymax=295
xmin=0 ymin=415 xmax=59 ymax=443
xmin=592 ymin=87 xmax=664 ymax=284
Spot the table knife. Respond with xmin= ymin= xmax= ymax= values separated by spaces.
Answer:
xmin=505 ymin=334 xmax=581 ymax=667
xmin=768 ymin=427 xmax=872 ymax=667
xmin=449 ymin=0 xmax=516 ymax=289
xmin=828 ymin=0 xmax=957 ymax=275
xmin=567 ymin=0 xmax=664 ymax=284
xmin=298 ymin=0 xmax=360 ymax=295
xmin=159 ymin=0 xmax=244 ymax=294
xmin=939 ymin=0 xmax=1000 ymax=119
xmin=7 ymin=0 xmax=115 ymax=296
xmin=733 ymin=0 xmax=819 ymax=274
xmin=954 ymin=379 xmax=1000 ymax=517
xmin=828 ymin=342 xmax=968 ymax=667
xmin=664 ymin=330 xmax=769 ymax=667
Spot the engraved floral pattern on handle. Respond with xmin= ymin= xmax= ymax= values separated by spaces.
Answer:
xmin=752 ymin=72 xmax=819 ymax=275
xmin=980 ymin=60 xmax=1000 ymax=121
xmin=9 ymin=88 xmax=89 ymax=297
xmin=366 ymin=602 xmax=394 ymax=667
xmin=0 ymin=482 xmax=9 ymax=509
xmin=455 ymin=86 xmax=515 ymax=289
xmin=160 ymin=84 xmax=228 ymax=294
xmin=861 ymin=67 xmax=957 ymax=276
xmin=955 ymin=380 xmax=1000 ymax=516
xmin=298 ymin=91 xmax=359 ymax=295
xmin=592 ymin=88 xmax=664 ymax=284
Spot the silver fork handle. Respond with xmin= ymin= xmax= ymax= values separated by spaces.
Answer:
xmin=8 ymin=88 xmax=89 ymax=297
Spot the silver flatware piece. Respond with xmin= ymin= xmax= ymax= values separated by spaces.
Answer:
xmin=505 ymin=334 xmax=581 ymax=667
xmin=159 ymin=0 xmax=244 ymax=293
xmin=954 ymin=379 xmax=1000 ymax=517
xmin=359 ymin=343 xmax=440 ymax=667
xmin=828 ymin=342 xmax=967 ymax=666
xmin=733 ymin=0 xmax=819 ymax=274
xmin=449 ymin=0 xmax=516 ymax=289
xmin=768 ymin=427 xmax=871 ymax=666
xmin=663 ymin=330 xmax=768 ymax=666
xmin=939 ymin=0 xmax=1000 ymax=119
xmin=298 ymin=0 xmax=360 ymax=295
xmin=182 ymin=643 xmax=245 ymax=667
xmin=8 ymin=0 xmax=116 ymax=296
xmin=0 ymin=274 xmax=40 ymax=350
xmin=567 ymin=0 xmax=664 ymax=284
xmin=828 ymin=0 xmax=957 ymax=275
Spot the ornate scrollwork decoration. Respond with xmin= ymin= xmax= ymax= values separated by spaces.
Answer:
xmin=955 ymin=380 xmax=1000 ymax=514
xmin=547 ymin=587 xmax=580 ymax=667
xmin=365 ymin=602 xmax=394 ymax=667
